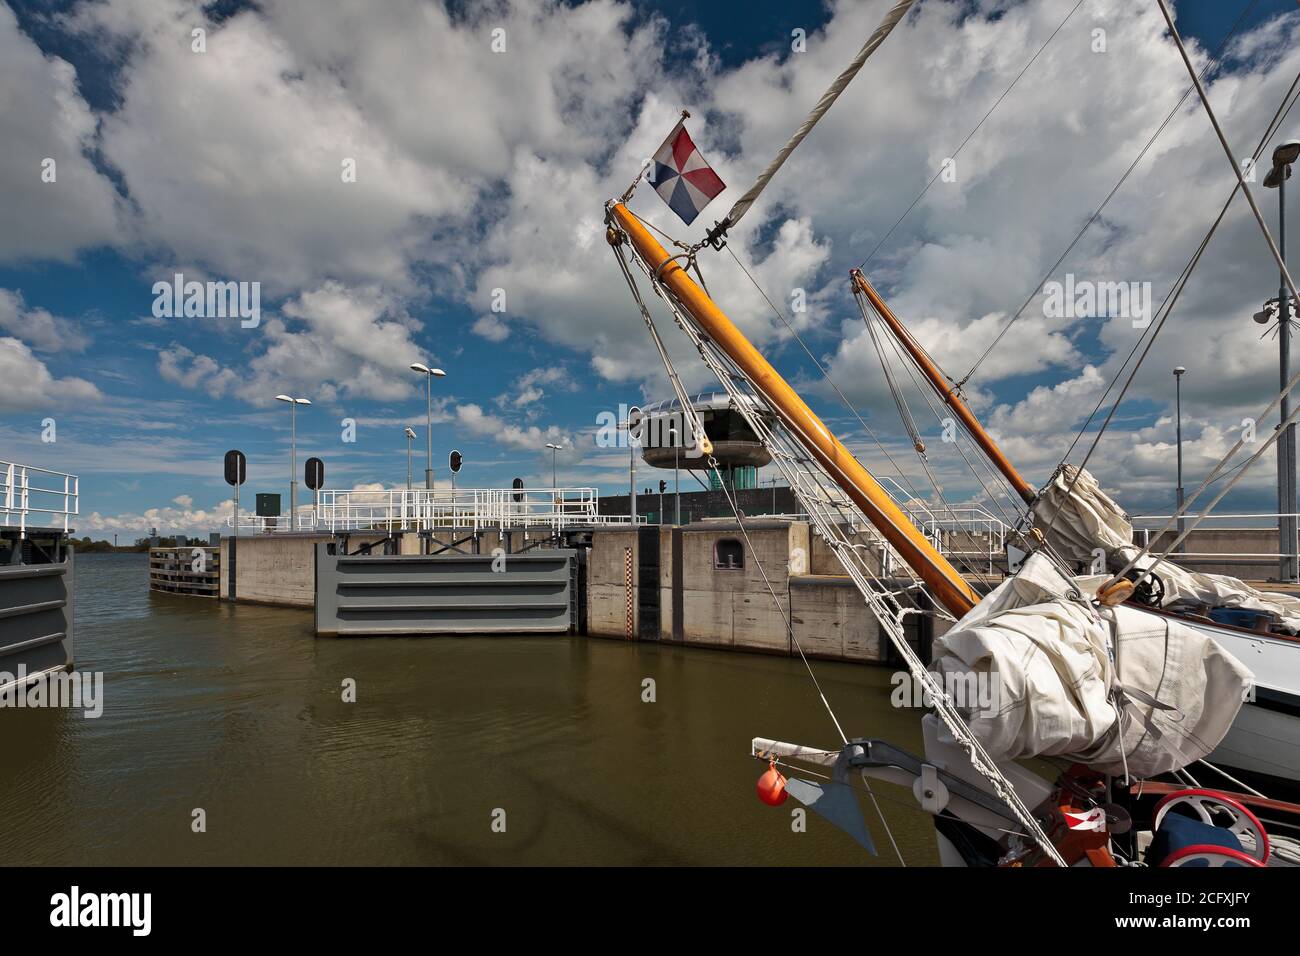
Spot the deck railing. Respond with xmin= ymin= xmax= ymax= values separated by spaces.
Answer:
xmin=227 ymin=487 xmax=639 ymax=533
xmin=0 ymin=461 xmax=79 ymax=535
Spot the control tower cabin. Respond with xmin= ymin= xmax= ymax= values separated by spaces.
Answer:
xmin=637 ymin=392 xmax=773 ymax=491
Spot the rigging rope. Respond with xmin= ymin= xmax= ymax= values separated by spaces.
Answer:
xmin=859 ymin=296 xmax=928 ymax=457
xmin=1154 ymin=0 xmax=1300 ymax=313
xmin=1056 ymin=71 xmax=1299 ymax=472
xmin=857 ymin=0 xmax=1087 ymax=274
xmin=709 ymin=0 xmax=919 ymax=242
xmin=726 ymin=243 xmax=1028 ymax=585
xmin=708 ymin=454 xmax=850 ymax=746
xmin=609 ymin=217 xmax=1068 ymax=866
xmin=1040 ymin=63 xmax=1300 ymax=547
xmin=1106 ymin=396 xmax=1300 ymax=593
xmin=957 ymin=0 xmax=1264 ymax=388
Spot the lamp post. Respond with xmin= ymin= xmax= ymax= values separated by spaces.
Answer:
xmin=1265 ymin=139 xmax=1300 ymax=581
xmin=620 ymin=409 xmax=640 ymax=522
xmin=409 ymin=363 xmax=446 ymax=490
xmin=546 ymin=443 xmax=563 ymax=489
xmin=616 ymin=408 xmax=642 ymax=522
xmin=1173 ymin=367 xmax=1186 ymax=555
xmin=274 ymin=394 xmax=311 ymax=528
xmin=404 ymin=427 xmax=417 ymax=491
xmin=669 ymin=421 xmax=681 ymax=526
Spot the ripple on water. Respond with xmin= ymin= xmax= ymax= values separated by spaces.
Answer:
xmin=0 ymin=552 xmax=937 ymax=865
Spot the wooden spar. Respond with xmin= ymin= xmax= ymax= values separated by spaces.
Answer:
xmin=609 ymin=202 xmax=978 ymax=618
xmin=850 ymin=269 xmax=1037 ymax=505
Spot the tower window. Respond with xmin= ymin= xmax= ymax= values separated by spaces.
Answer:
xmin=715 ymin=539 xmax=744 ymax=570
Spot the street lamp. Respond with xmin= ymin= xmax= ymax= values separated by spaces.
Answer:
xmin=404 ymin=427 xmax=417 ymax=491
xmin=619 ymin=409 xmax=640 ymax=522
xmin=409 ymin=363 xmax=446 ymax=490
xmin=274 ymin=394 xmax=311 ymax=528
xmin=669 ymin=420 xmax=681 ymax=526
xmin=545 ymin=443 xmax=563 ymax=489
xmin=1173 ymin=367 xmax=1186 ymax=554
xmin=1264 ymin=139 xmax=1300 ymax=581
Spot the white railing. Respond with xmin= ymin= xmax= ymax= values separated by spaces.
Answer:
xmin=1128 ymin=512 xmax=1300 ymax=564
xmin=226 ymin=511 xmax=319 ymax=534
xmin=875 ymin=476 xmax=1009 ymax=571
xmin=0 ymin=461 xmax=78 ymax=535
xmin=226 ymin=487 xmax=639 ymax=533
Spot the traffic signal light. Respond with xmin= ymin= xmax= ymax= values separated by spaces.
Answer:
xmin=658 ymin=480 xmax=666 ymax=494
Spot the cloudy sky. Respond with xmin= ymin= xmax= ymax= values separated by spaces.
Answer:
xmin=2 ymin=0 xmax=1298 ymax=541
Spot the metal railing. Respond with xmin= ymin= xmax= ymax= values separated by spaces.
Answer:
xmin=877 ymin=477 xmax=1009 ymax=572
xmin=0 ymin=461 xmax=78 ymax=535
xmin=227 ymin=487 xmax=639 ymax=533
xmin=1128 ymin=512 xmax=1300 ymax=566
xmin=227 ymin=512 xmax=319 ymax=534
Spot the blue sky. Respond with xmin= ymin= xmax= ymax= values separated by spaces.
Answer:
xmin=2 ymin=0 xmax=1300 ymax=540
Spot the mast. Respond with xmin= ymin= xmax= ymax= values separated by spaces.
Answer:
xmin=850 ymin=270 xmax=1036 ymax=504
xmin=609 ymin=202 xmax=979 ymax=617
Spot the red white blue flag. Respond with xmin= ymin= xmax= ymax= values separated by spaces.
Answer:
xmin=648 ymin=121 xmax=726 ymax=226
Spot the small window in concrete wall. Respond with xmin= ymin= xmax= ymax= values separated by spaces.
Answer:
xmin=715 ymin=538 xmax=744 ymax=570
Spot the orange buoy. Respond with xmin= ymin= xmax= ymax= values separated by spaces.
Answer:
xmin=757 ymin=760 xmax=789 ymax=806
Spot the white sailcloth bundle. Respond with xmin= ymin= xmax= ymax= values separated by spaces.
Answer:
xmin=1033 ymin=464 xmax=1300 ymax=629
xmin=930 ymin=553 xmax=1253 ymax=778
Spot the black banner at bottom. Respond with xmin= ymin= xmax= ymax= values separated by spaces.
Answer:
xmin=0 ymin=865 xmax=1294 ymax=939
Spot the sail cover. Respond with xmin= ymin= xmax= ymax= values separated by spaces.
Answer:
xmin=929 ymin=552 xmax=1252 ymax=778
xmin=1033 ymin=464 xmax=1300 ymax=629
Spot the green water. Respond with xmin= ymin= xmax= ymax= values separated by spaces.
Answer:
xmin=0 ymin=552 xmax=938 ymax=865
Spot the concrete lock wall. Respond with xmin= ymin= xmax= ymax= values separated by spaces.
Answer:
xmin=587 ymin=528 xmax=639 ymax=639
xmin=586 ymin=519 xmax=912 ymax=663
xmin=808 ymin=524 xmax=887 ymax=577
xmin=659 ymin=521 xmax=809 ymax=654
xmin=788 ymin=575 xmax=884 ymax=661
xmin=220 ymin=533 xmax=386 ymax=606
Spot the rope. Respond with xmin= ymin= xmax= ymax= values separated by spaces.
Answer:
xmin=716 ymin=0 xmax=919 ymax=237
xmin=609 ymin=232 xmax=712 ymax=454
xmin=855 ymin=287 xmax=1089 ymax=583
xmin=859 ymin=293 xmax=927 ymax=457
xmin=726 ymin=243 xmax=1028 ymax=585
xmin=1105 ymin=396 xmax=1300 ymax=592
xmin=860 ymin=769 xmax=907 ymax=866
xmin=723 ymin=245 xmax=925 ymax=498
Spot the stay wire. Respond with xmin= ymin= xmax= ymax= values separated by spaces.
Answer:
xmin=727 ymin=243 xmax=1018 ymax=585
xmin=1041 ymin=69 xmax=1300 ymax=546
xmin=857 ymin=0 xmax=1087 ymax=274
xmin=1061 ymin=70 xmax=1300 ymax=468
xmin=957 ymin=0 xmax=1264 ymax=388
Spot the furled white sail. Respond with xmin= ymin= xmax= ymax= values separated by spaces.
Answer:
xmin=1032 ymin=464 xmax=1300 ymax=630
xmin=930 ymin=553 xmax=1253 ymax=778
